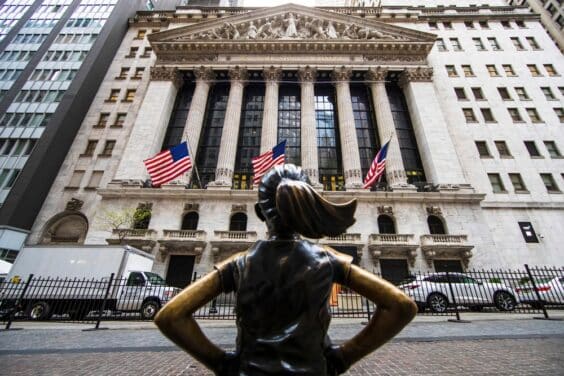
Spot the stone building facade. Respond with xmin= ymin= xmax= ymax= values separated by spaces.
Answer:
xmin=27 ymin=2 xmax=564 ymax=287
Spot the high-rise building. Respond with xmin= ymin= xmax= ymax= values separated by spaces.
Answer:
xmin=8 ymin=1 xmax=564 ymax=286
xmin=0 ymin=0 xmax=151 ymax=262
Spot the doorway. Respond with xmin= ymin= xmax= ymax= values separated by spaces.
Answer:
xmin=433 ymin=259 xmax=463 ymax=273
xmin=166 ymin=255 xmax=195 ymax=288
xmin=380 ymin=259 xmax=409 ymax=285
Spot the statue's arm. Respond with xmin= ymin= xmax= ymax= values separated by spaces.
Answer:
xmin=337 ymin=265 xmax=417 ymax=370
xmin=154 ymin=270 xmax=225 ymax=371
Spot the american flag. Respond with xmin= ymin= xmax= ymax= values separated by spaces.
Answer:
xmin=363 ymin=139 xmax=390 ymax=189
xmin=252 ymin=140 xmax=286 ymax=185
xmin=143 ymin=141 xmax=192 ymax=187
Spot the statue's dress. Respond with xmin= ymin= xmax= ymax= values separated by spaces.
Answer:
xmin=216 ymin=239 xmax=351 ymax=375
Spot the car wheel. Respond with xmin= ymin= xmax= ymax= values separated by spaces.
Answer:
xmin=140 ymin=300 xmax=160 ymax=320
xmin=427 ymin=293 xmax=448 ymax=313
xmin=27 ymin=301 xmax=52 ymax=320
xmin=494 ymin=291 xmax=516 ymax=311
xmin=469 ymin=306 xmax=483 ymax=312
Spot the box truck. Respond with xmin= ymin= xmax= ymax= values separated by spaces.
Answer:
xmin=0 ymin=245 xmax=181 ymax=320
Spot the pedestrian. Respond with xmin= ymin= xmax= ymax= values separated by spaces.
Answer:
xmin=155 ymin=164 xmax=417 ymax=375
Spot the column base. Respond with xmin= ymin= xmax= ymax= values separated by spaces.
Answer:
xmin=345 ymin=182 xmax=364 ymax=191
xmin=389 ymin=183 xmax=417 ymax=192
xmin=207 ymin=181 xmax=232 ymax=190
xmin=108 ymin=179 xmax=145 ymax=188
xmin=161 ymin=181 xmax=187 ymax=190
xmin=436 ymin=183 xmax=475 ymax=193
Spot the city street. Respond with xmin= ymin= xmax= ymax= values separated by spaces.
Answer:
xmin=1 ymin=315 xmax=563 ymax=375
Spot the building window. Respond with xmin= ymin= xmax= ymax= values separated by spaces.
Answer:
xmin=486 ymin=65 xmax=499 ymax=77
xmin=502 ymin=65 xmax=516 ymax=77
xmin=541 ymin=87 xmax=556 ymax=100
xmin=316 ymin=83 xmax=343 ymax=191
xmin=378 ymin=215 xmax=396 ymax=234
xmin=100 ymin=140 xmax=115 ymax=156
xmin=473 ymin=38 xmax=486 ymax=51
xmin=234 ymin=83 xmax=264 ymax=190
xmin=464 ymin=21 xmax=474 ymax=29
xmin=508 ymin=108 xmax=524 ymax=122
xmin=68 ymin=170 xmax=84 ymax=188
xmin=515 ymin=20 xmax=526 ymax=28
xmin=462 ymin=65 xmax=474 ymax=77
xmin=428 ymin=215 xmax=446 ymax=234
xmin=352 ymin=84 xmax=379 ymax=179
xmin=278 ymin=83 xmax=301 ymax=165
xmin=229 ymin=212 xmax=247 ymax=231
xmin=113 ymin=113 xmax=126 ymax=127
xmin=488 ymin=173 xmax=506 ymax=193
xmin=525 ymin=36 xmax=540 ymax=50
xmin=518 ymin=222 xmax=538 ymax=243
xmin=132 ymin=67 xmax=144 ymax=79
xmin=471 ymin=87 xmax=485 ymax=100
xmin=515 ymin=87 xmax=530 ymax=100
xmin=123 ymin=89 xmax=136 ymax=102
xmin=554 ymin=108 xmax=564 ymax=123
xmin=83 ymin=140 xmax=97 ymax=156
xmin=510 ymin=37 xmax=525 ymax=50
xmin=87 ymin=171 xmax=103 ymax=188
xmin=446 ymin=65 xmax=458 ymax=77
xmin=181 ymin=212 xmax=199 ymax=230
xmin=528 ymin=64 xmax=542 ymax=77
xmin=494 ymin=141 xmax=511 ymax=157
xmin=133 ymin=204 xmax=151 ymax=229
xmin=436 ymin=39 xmax=447 ymax=52
xmin=544 ymin=141 xmax=562 ymax=158
xmin=481 ymin=108 xmax=496 ymax=122
xmin=95 ymin=113 xmax=109 ymax=128
xmin=487 ymin=37 xmax=501 ymax=51
xmin=463 ymin=108 xmax=477 ymax=123
xmin=509 ymin=173 xmax=526 ymax=192
xmin=125 ymin=46 xmax=138 ymax=58
xmin=544 ymin=64 xmax=558 ymax=76
xmin=0 ymin=169 xmax=10 ymax=188
xmin=497 ymin=87 xmax=511 ymax=100
xmin=526 ymin=108 xmax=543 ymax=123
xmin=479 ymin=21 xmax=489 ymax=29
xmin=428 ymin=22 xmax=438 ymax=30
xmin=524 ymin=141 xmax=541 ymax=157
xmin=107 ymin=89 xmax=120 ymax=102
xmin=450 ymin=38 xmax=463 ymax=51
xmin=162 ymin=77 xmax=194 ymax=151
xmin=475 ymin=141 xmax=491 ymax=157
xmin=135 ymin=29 xmax=146 ymax=39
xmin=454 ymin=87 xmax=467 ymax=100
xmin=540 ymin=173 xmax=560 ymax=193
xmin=116 ymin=67 xmax=129 ymax=79
xmin=141 ymin=47 xmax=152 ymax=58
xmin=443 ymin=22 xmax=452 ymax=30
xmin=501 ymin=21 xmax=511 ymax=29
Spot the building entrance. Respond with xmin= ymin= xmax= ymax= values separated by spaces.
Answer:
xmin=380 ymin=259 xmax=409 ymax=285
xmin=166 ymin=255 xmax=195 ymax=288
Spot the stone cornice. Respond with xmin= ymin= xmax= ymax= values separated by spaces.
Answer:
xmin=149 ymin=66 xmax=182 ymax=88
xmin=193 ymin=66 xmax=215 ymax=82
xmin=297 ymin=66 xmax=316 ymax=83
xmin=263 ymin=66 xmax=282 ymax=82
xmin=366 ymin=67 xmax=388 ymax=83
xmin=331 ymin=66 xmax=352 ymax=82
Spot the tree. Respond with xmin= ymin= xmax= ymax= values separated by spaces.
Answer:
xmin=97 ymin=207 xmax=151 ymax=244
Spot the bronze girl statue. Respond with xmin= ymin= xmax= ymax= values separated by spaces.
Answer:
xmin=155 ymin=164 xmax=417 ymax=375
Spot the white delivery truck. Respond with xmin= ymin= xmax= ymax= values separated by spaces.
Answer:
xmin=0 ymin=245 xmax=180 ymax=320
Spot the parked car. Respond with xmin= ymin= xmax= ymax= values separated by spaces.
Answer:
xmin=515 ymin=276 xmax=564 ymax=308
xmin=398 ymin=273 xmax=518 ymax=313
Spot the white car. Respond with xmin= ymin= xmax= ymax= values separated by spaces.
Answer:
xmin=398 ymin=273 xmax=518 ymax=313
xmin=515 ymin=276 xmax=564 ymax=308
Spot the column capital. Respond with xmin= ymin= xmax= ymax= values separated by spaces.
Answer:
xmin=150 ymin=66 xmax=182 ymax=88
xmin=398 ymin=67 xmax=433 ymax=87
xmin=366 ymin=67 xmax=388 ymax=83
xmin=193 ymin=66 xmax=215 ymax=82
xmin=263 ymin=66 xmax=282 ymax=82
xmin=297 ymin=66 xmax=316 ymax=83
xmin=228 ymin=66 xmax=248 ymax=83
xmin=331 ymin=66 xmax=352 ymax=83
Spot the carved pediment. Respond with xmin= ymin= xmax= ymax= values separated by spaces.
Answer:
xmin=148 ymin=3 xmax=435 ymax=61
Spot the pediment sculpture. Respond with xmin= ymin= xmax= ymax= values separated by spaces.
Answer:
xmin=182 ymin=13 xmax=408 ymax=41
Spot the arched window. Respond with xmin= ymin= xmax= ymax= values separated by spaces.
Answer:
xmin=428 ymin=215 xmax=446 ymax=234
xmin=41 ymin=213 xmax=88 ymax=244
xmin=181 ymin=212 xmax=199 ymax=230
xmin=378 ymin=215 xmax=396 ymax=234
xmin=229 ymin=212 xmax=247 ymax=231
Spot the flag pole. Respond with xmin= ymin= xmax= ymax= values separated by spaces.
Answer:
xmin=185 ymin=138 xmax=203 ymax=189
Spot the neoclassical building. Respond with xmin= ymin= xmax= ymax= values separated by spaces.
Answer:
xmin=27 ymin=3 xmax=564 ymax=287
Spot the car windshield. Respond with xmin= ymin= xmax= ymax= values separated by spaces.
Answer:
xmin=145 ymin=272 xmax=166 ymax=286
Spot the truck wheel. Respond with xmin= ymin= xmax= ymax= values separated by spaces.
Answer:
xmin=27 ymin=301 xmax=52 ymax=320
xmin=140 ymin=300 xmax=160 ymax=320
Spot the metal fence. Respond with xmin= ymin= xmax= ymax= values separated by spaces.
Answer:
xmin=1 ymin=265 xmax=562 ymax=329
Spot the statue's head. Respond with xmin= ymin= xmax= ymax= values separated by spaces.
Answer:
xmin=255 ymin=164 xmax=357 ymax=239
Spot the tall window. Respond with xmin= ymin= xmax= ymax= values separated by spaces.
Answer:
xmin=378 ymin=215 xmax=396 ymax=234
xmin=427 ymin=216 xmax=446 ymax=235
xmin=181 ymin=212 xmax=199 ymax=230
xmin=387 ymin=81 xmax=426 ymax=184
xmin=315 ymin=83 xmax=343 ymax=191
xmin=195 ymin=83 xmax=229 ymax=188
xmin=351 ymin=84 xmax=379 ymax=179
xmin=229 ymin=212 xmax=247 ymax=231
xmin=278 ymin=82 xmax=301 ymax=165
xmin=162 ymin=75 xmax=194 ymax=150
xmin=234 ymin=82 xmax=264 ymax=190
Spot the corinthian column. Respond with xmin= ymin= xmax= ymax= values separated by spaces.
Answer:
xmin=260 ymin=66 xmax=282 ymax=153
xmin=297 ymin=66 xmax=321 ymax=186
xmin=332 ymin=67 xmax=363 ymax=189
xmin=114 ymin=66 xmax=181 ymax=183
xmin=366 ymin=67 xmax=409 ymax=188
xmin=209 ymin=66 xmax=247 ymax=188
xmin=180 ymin=66 xmax=214 ymax=185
